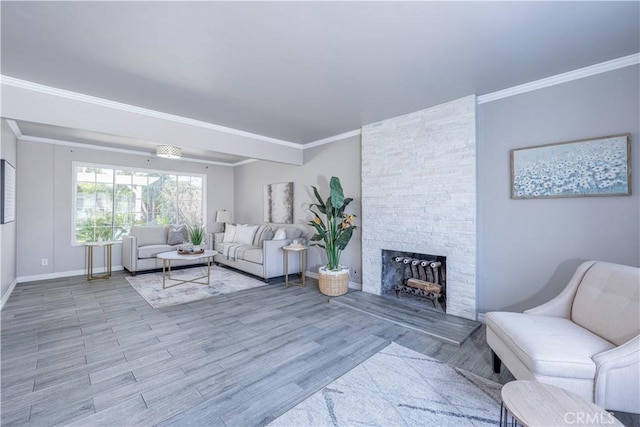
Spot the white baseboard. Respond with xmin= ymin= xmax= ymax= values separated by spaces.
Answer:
xmin=17 ymin=265 xmax=124 ymax=284
xmin=476 ymin=312 xmax=486 ymax=323
xmin=305 ymin=270 xmax=362 ymax=290
xmin=1 ymin=278 xmax=18 ymax=311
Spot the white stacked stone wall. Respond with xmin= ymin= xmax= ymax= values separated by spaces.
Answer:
xmin=361 ymin=95 xmax=477 ymax=320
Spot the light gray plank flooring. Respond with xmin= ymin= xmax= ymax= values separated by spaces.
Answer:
xmin=2 ymin=271 xmax=636 ymax=426
xmin=329 ymin=290 xmax=481 ymax=346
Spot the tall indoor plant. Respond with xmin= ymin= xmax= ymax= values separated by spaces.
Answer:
xmin=308 ymin=176 xmax=357 ymax=296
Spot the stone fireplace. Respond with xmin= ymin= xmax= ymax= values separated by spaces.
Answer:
xmin=361 ymin=95 xmax=477 ymax=320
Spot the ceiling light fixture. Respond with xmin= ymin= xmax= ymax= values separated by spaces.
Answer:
xmin=156 ymin=145 xmax=182 ymax=159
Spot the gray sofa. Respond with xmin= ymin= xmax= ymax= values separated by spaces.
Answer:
xmin=122 ymin=225 xmax=214 ymax=275
xmin=214 ymin=224 xmax=304 ymax=281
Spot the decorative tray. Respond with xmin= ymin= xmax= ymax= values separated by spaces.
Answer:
xmin=177 ymin=249 xmax=205 ymax=255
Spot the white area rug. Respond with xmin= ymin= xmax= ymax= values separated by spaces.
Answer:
xmin=125 ymin=266 xmax=267 ymax=309
xmin=269 ymin=342 xmax=502 ymax=426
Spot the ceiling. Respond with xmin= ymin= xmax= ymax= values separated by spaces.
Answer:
xmin=1 ymin=1 xmax=639 ymax=163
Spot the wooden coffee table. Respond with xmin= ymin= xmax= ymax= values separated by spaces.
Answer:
xmin=500 ymin=380 xmax=623 ymax=426
xmin=156 ymin=250 xmax=218 ymax=289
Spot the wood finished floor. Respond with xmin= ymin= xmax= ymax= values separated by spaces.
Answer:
xmin=329 ymin=291 xmax=481 ymax=346
xmin=0 ymin=271 xmax=527 ymax=426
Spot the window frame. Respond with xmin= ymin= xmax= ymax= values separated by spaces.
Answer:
xmin=71 ymin=161 xmax=207 ymax=246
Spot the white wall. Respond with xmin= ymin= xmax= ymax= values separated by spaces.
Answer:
xmin=16 ymin=141 xmax=234 ymax=279
xmin=361 ymin=96 xmax=477 ymax=320
xmin=477 ymin=65 xmax=640 ymax=313
xmin=233 ymin=135 xmax=362 ymax=283
xmin=1 ymin=120 xmax=18 ymax=306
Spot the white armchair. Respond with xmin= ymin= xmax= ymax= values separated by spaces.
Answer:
xmin=486 ymin=261 xmax=640 ymax=414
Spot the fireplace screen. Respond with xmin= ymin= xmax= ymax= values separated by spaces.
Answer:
xmin=381 ymin=250 xmax=446 ymax=312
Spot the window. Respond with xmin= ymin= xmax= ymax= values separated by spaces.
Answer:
xmin=73 ymin=163 xmax=205 ymax=243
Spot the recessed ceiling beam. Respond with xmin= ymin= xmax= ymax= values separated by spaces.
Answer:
xmin=1 ymin=76 xmax=304 ymax=165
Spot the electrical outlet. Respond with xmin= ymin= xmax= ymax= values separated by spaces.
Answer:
xmin=41 ymin=258 xmax=48 ymax=266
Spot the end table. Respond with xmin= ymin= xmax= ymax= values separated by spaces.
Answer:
xmin=85 ymin=241 xmax=115 ymax=281
xmin=283 ymin=245 xmax=307 ymax=287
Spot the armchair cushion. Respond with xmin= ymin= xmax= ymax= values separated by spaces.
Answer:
xmin=571 ymin=262 xmax=639 ymax=346
xmin=486 ymin=312 xmax=614 ymax=379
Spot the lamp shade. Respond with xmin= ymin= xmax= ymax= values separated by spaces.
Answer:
xmin=156 ymin=145 xmax=182 ymax=159
xmin=215 ymin=210 xmax=233 ymax=223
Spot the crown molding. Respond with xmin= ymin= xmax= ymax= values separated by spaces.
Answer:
xmin=303 ymin=128 xmax=362 ymax=149
xmin=1 ymin=75 xmax=303 ymax=149
xmin=20 ymin=135 xmax=236 ymax=167
xmin=232 ymin=158 xmax=259 ymax=167
xmin=5 ymin=119 xmax=22 ymax=139
xmin=5 ymin=53 xmax=636 ymax=159
xmin=478 ymin=53 xmax=640 ymax=104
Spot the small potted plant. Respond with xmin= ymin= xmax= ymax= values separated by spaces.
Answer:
xmin=308 ymin=176 xmax=357 ymax=296
xmin=188 ymin=224 xmax=205 ymax=252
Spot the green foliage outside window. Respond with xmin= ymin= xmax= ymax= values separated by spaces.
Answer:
xmin=74 ymin=165 xmax=204 ymax=243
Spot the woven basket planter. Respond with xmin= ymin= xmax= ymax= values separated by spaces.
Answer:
xmin=318 ymin=266 xmax=349 ymax=296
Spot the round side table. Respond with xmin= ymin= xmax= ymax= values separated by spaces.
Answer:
xmin=500 ymin=380 xmax=623 ymax=427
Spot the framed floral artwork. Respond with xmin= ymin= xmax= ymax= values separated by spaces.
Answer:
xmin=511 ymin=134 xmax=631 ymax=199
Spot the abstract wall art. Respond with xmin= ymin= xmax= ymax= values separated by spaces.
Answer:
xmin=263 ymin=182 xmax=293 ymax=223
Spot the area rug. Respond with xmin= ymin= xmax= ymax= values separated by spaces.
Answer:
xmin=125 ymin=266 xmax=267 ymax=309
xmin=269 ymin=342 xmax=502 ymax=426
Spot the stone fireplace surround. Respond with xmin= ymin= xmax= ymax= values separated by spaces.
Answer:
xmin=361 ymin=95 xmax=477 ymax=321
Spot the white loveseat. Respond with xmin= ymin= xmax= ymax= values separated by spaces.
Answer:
xmin=122 ymin=225 xmax=214 ymax=275
xmin=214 ymin=224 xmax=304 ymax=281
xmin=486 ymin=261 xmax=639 ymax=413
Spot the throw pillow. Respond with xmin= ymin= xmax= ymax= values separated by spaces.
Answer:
xmin=273 ymin=228 xmax=287 ymax=240
xmin=261 ymin=228 xmax=275 ymax=246
xmin=234 ymin=224 xmax=259 ymax=245
xmin=167 ymin=224 xmax=188 ymax=245
xmin=223 ymin=224 xmax=237 ymax=243
xmin=252 ymin=225 xmax=274 ymax=247
xmin=284 ymin=228 xmax=302 ymax=240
